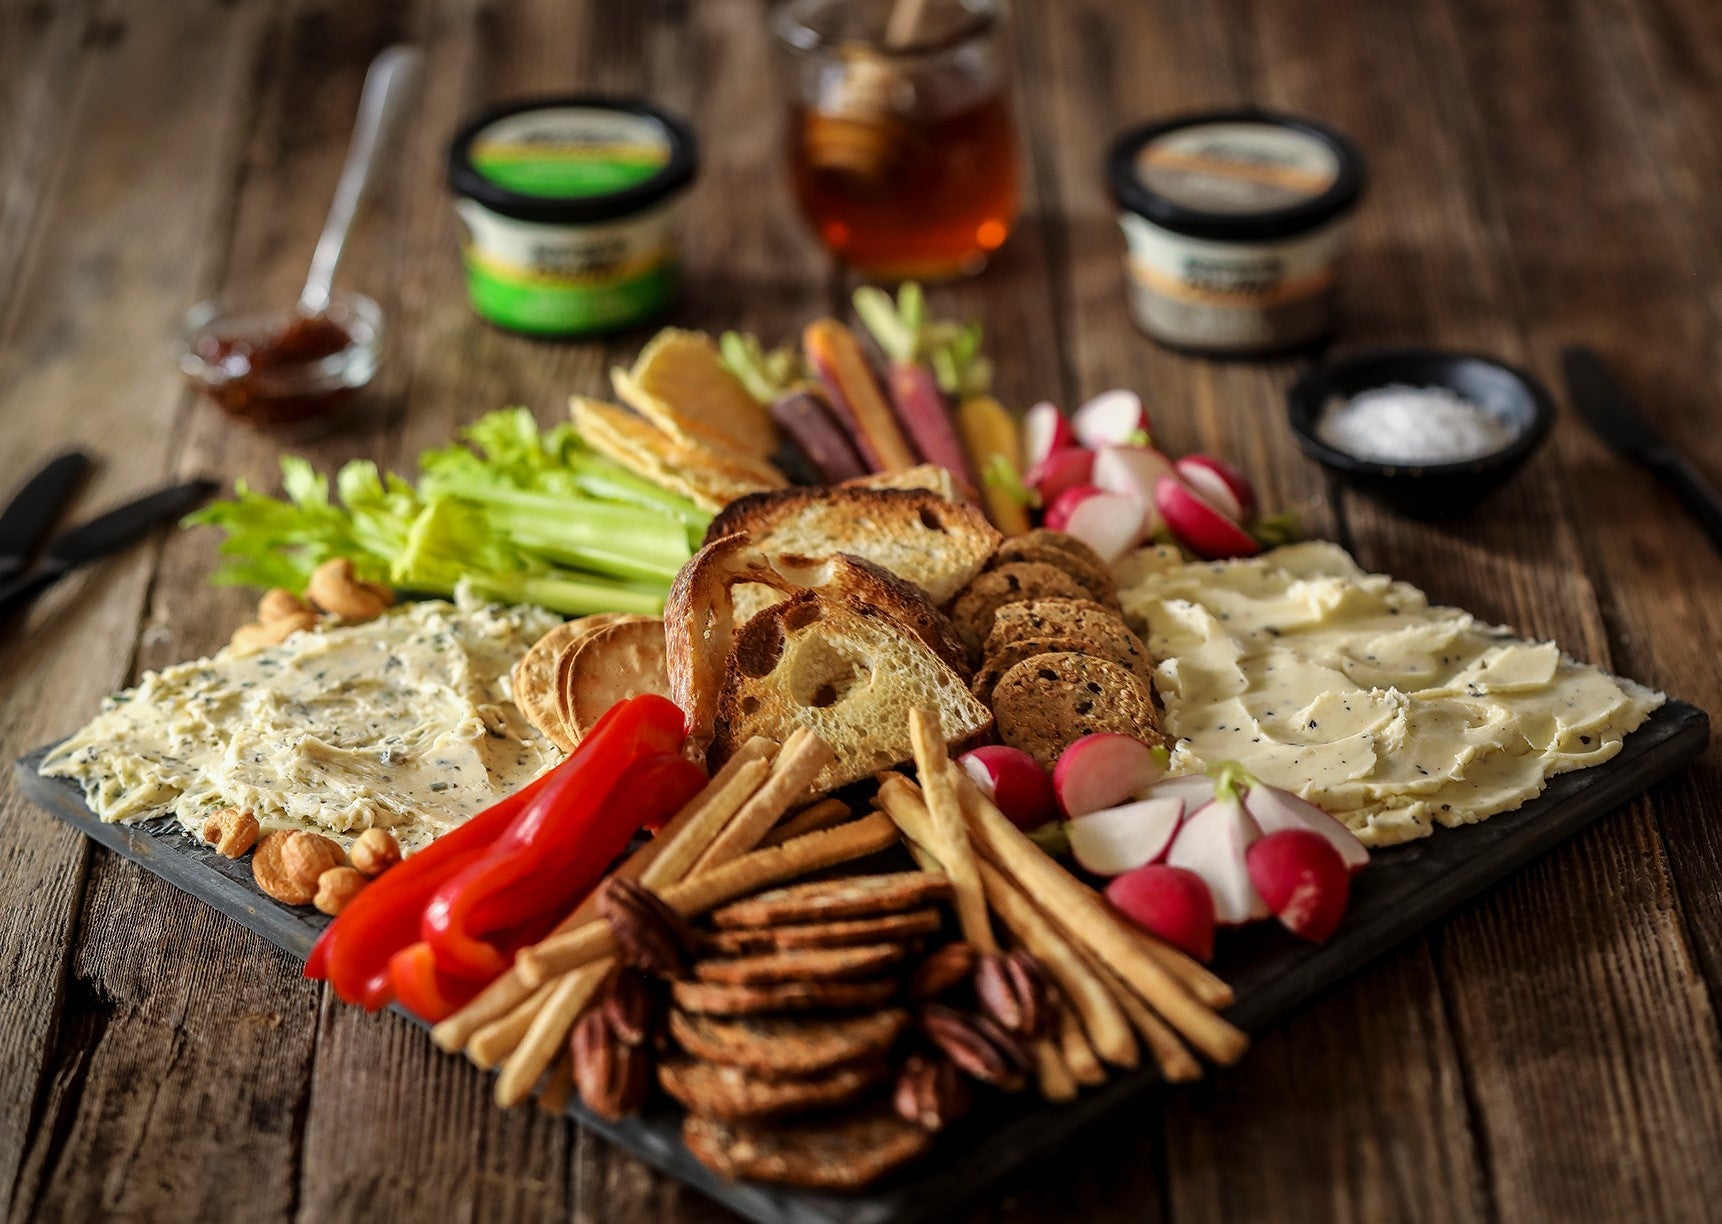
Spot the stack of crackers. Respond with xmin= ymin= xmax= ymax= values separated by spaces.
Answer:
xmin=947 ymin=530 xmax=1166 ymax=767
xmin=666 ymin=873 xmax=957 ymax=1190
xmin=511 ymin=612 xmax=672 ymax=753
xmin=572 ymin=329 xmax=788 ymax=511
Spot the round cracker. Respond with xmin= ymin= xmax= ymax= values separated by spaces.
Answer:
xmin=658 ymin=1056 xmax=886 ymax=1122
xmin=556 ymin=616 xmax=669 ymax=741
xmin=989 ymin=530 xmax=1120 ymax=609
xmin=511 ymin=619 xmax=616 ymax=752
xmin=694 ymin=943 xmax=907 ymax=986
xmin=682 ymin=1106 xmax=932 ymax=1190
xmin=669 ymin=1009 xmax=910 ymax=1078
xmin=991 ymin=651 xmax=1164 ymax=769
xmin=671 ymin=977 xmax=900 ymax=1017
xmin=983 ymin=597 xmax=1135 ymax=660
xmin=972 ymin=631 xmax=1153 ymax=705
xmin=949 ymin=562 xmax=1091 ymax=657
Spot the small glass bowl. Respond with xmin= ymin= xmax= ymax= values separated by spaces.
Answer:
xmin=177 ymin=291 xmax=382 ymax=436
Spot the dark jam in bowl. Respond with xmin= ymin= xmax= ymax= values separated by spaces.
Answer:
xmin=179 ymin=293 xmax=381 ymax=431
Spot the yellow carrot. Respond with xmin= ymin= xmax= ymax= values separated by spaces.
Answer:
xmin=957 ymin=394 xmax=1032 ymax=534
xmin=803 ymin=319 xmax=918 ymax=472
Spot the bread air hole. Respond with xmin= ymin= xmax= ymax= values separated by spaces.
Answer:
xmin=918 ymin=507 xmax=945 ymax=532
xmin=787 ymin=638 xmax=872 ymax=710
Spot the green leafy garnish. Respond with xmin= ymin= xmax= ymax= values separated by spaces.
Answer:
xmin=1028 ymin=821 xmax=1072 ymax=857
xmin=1208 ymin=760 xmax=1257 ymax=803
xmin=1249 ymin=510 xmax=1301 ymax=549
xmin=982 ymin=453 xmax=1040 ymax=509
xmin=719 ymin=331 xmax=805 ymax=404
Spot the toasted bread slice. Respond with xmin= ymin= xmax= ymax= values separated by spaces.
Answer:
xmin=704 ymin=487 xmax=999 ymax=608
xmin=842 ymin=463 xmax=966 ymax=503
xmin=612 ymin=328 xmax=778 ymax=462
xmin=667 ymin=535 xmax=970 ymax=754
xmin=709 ymin=590 xmax=994 ymax=793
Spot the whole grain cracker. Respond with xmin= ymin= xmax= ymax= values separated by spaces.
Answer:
xmin=694 ymin=942 xmax=907 ymax=985
xmin=658 ymin=1056 xmax=886 ymax=1121
xmin=682 ymin=1106 xmax=932 ymax=1190
xmin=949 ymin=563 xmax=1091 ymax=657
xmin=990 ymin=652 xmax=1164 ymax=768
xmin=668 ymin=1009 xmax=909 ymax=1077
xmin=710 ymin=872 xmax=953 ymax=929
xmin=671 ymin=977 xmax=900 ymax=1016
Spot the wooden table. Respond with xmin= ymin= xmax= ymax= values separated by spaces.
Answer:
xmin=4 ymin=0 xmax=1722 ymax=1220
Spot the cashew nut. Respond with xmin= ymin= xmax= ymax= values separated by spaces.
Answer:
xmin=230 ymin=610 xmax=318 ymax=653
xmin=307 ymin=557 xmax=392 ymax=623
xmin=258 ymin=587 xmax=313 ymax=624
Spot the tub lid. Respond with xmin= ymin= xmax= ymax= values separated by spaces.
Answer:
xmin=449 ymin=96 xmax=697 ymax=224
xmin=1106 ymin=110 xmax=1364 ymax=241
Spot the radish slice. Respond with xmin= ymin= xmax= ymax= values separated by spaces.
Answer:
xmin=1042 ymin=484 xmax=1104 ymax=533
xmin=1246 ymin=828 xmax=1351 ymax=942
xmin=1165 ymin=796 xmax=1268 ymax=926
xmin=1027 ymin=447 xmax=1095 ymax=506
xmin=1092 ymin=446 xmax=1174 ymax=538
xmin=1106 ymin=864 xmax=1215 ymax=961
xmin=1061 ymin=490 xmax=1150 ymax=562
xmin=1242 ymin=784 xmax=1369 ymax=874
xmin=1054 ymin=732 xmax=1167 ymax=818
xmin=1176 ymin=454 xmax=1257 ymax=522
xmin=1156 ymin=477 xmax=1261 ymax=560
xmin=1067 ymin=797 xmax=1185 ymax=876
xmin=1148 ymin=774 xmax=1216 ymax=808
xmin=961 ymin=746 xmax=1057 ymax=832
xmin=1072 ymin=390 xmax=1151 ymax=449
xmin=1174 ymin=460 xmax=1244 ymax=523
xmin=1022 ymin=401 xmax=1074 ymax=470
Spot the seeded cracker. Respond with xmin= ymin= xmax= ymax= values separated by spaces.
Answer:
xmin=709 ymin=872 xmax=953 ymax=929
xmin=694 ymin=943 xmax=907 ymax=985
xmin=990 ymin=652 xmax=1164 ymax=768
xmin=672 ymin=977 xmax=900 ymax=1017
xmin=668 ymin=1010 xmax=910 ymax=1078
xmin=659 ymin=1056 xmax=886 ymax=1121
xmin=701 ymin=907 xmax=942 ymax=954
xmin=683 ymin=1107 xmax=933 ymax=1190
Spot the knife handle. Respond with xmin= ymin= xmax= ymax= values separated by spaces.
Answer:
xmin=0 ymin=567 xmax=62 ymax=627
xmin=1649 ymin=452 xmax=1722 ymax=554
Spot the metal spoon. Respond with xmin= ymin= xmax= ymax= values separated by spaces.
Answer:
xmin=297 ymin=45 xmax=424 ymax=318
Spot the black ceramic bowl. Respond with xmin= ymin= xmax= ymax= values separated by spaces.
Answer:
xmin=1286 ymin=348 xmax=1555 ymax=516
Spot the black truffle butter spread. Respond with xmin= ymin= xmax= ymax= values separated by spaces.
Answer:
xmin=1106 ymin=111 xmax=1365 ymax=355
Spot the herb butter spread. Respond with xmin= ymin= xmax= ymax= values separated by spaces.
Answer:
xmin=42 ymin=595 xmax=564 ymax=853
xmin=1117 ymin=542 xmax=1664 ymax=847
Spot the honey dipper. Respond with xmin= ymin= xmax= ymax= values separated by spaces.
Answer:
xmin=803 ymin=0 xmax=928 ymax=183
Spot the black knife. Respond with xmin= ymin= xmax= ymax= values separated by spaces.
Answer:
xmin=1562 ymin=345 xmax=1722 ymax=553
xmin=0 ymin=478 xmax=218 ymax=626
xmin=0 ymin=451 xmax=92 ymax=583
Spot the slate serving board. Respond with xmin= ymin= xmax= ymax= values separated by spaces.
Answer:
xmin=15 ymin=699 xmax=1710 ymax=1224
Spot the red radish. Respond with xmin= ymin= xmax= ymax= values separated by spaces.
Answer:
xmin=1022 ymin=401 xmax=1075 ymax=470
xmin=1059 ymin=490 xmax=1150 ymax=562
xmin=1072 ymin=389 xmax=1152 ymax=450
xmin=1067 ymin=797 xmax=1184 ymax=876
xmin=1106 ymin=865 xmax=1216 ymax=962
xmin=1176 ymin=454 xmax=1257 ymax=523
xmin=1165 ymin=796 xmax=1268 ymax=925
xmin=1042 ymin=484 xmax=1103 ymax=532
xmin=1147 ymin=774 xmax=1216 ymax=808
xmin=1242 ymin=785 xmax=1369 ymax=874
xmin=1053 ymin=732 xmax=1167 ymax=818
xmin=1092 ymin=445 xmax=1176 ymax=519
xmin=1027 ymin=447 xmax=1095 ymax=505
xmin=1245 ymin=828 xmax=1351 ymax=942
xmin=960 ymin=746 xmax=1057 ymax=832
xmin=1156 ymin=477 xmax=1261 ymax=560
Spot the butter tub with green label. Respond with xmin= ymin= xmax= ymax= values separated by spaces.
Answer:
xmin=447 ymin=97 xmax=698 ymax=337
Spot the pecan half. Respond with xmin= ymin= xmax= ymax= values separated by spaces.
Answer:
xmin=921 ymin=1004 xmax=1030 ymax=1092
xmin=908 ymin=941 xmax=980 ymax=1002
xmin=975 ymin=949 xmax=1057 ymax=1038
xmin=893 ymin=1054 xmax=971 ymax=1131
xmin=571 ymin=1008 xmax=650 ymax=1121
xmin=597 ymin=876 xmax=696 ymax=978
xmin=603 ymin=966 xmax=657 ymax=1047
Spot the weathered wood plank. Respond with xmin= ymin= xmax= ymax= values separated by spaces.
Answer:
xmin=0 ymin=0 xmax=281 ymax=1217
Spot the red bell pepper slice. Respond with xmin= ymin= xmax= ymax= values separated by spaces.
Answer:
xmin=388 ymin=941 xmax=483 ymax=1023
xmin=420 ymin=740 xmax=703 ymax=981
xmin=306 ymin=697 xmax=659 ymax=1006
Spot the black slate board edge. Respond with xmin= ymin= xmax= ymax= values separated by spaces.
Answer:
xmin=13 ymin=699 xmax=1710 ymax=1224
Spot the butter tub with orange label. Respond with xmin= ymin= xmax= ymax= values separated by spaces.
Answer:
xmin=1106 ymin=111 xmax=1365 ymax=356
xmin=447 ymin=97 xmax=697 ymax=337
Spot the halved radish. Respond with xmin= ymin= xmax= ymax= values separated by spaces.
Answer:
xmin=1027 ymin=446 xmax=1095 ymax=506
xmin=1054 ymin=732 xmax=1168 ymax=818
xmin=1092 ymin=445 xmax=1176 ymax=525
xmin=1043 ymin=484 xmax=1104 ymax=533
xmin=1067 ymin=796 xmax=1184 ymax=876
xmin=960 ymin=745 xmax=1057 ymax=832
xmin=1176 ymin=454 xmax=1257 ymax=522
xmin=1246 ymin=828 xmax=1351 ymax=942
xmin=1072 ymin=389 xmax=1151 ymax=449
xmin=1022 ymin=401 xmax=1074 ymax=470
xmin=1106 ymin=864 xmax=1216 ymax=962
xmin=1156 ymin=477 xmax=1261 ymax=560
xmin=1165 ymin=796 xmax=1268 ymax=926
xmin=1060 ymin=490 xmax=1150 ymax=562
xmin=1242 ymin=784 xmax=1368 ymax=874
xmin=1147 ymin=774 xmax=1216 ymax=808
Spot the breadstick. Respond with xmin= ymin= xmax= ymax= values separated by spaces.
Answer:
xmin=468 ymin=981 xmax=555 ymax=1069
xmin=1031 ymin=1036 xmax=1078 ymax=1103
xmin=537 ymin=1049 xmax=574 ymax=1115
xmin=431 ymin=739 xmax=777 ymax=1052
xmin=690 ymin=729 xmax=835 ymax=875
xmin=977 ymin=858 xmax=1137 ymax=1069
xmin=908 ymin=709 xmax=996 ymax=953
xmin=496 ymin=958 xmax=610 ymax=1106
xmin=760 ymin=797 xmax=853 ymax=847
xmin=516 ymin=812 xmax=901 ymax=984
xmin=1071 ymin=942 xmax=1202 ymax=1084
xmin=952 ymin=773 xmax=1248 ymax=1066
xmin=1057 ymin=1000 xmax=1107 ymax=1087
